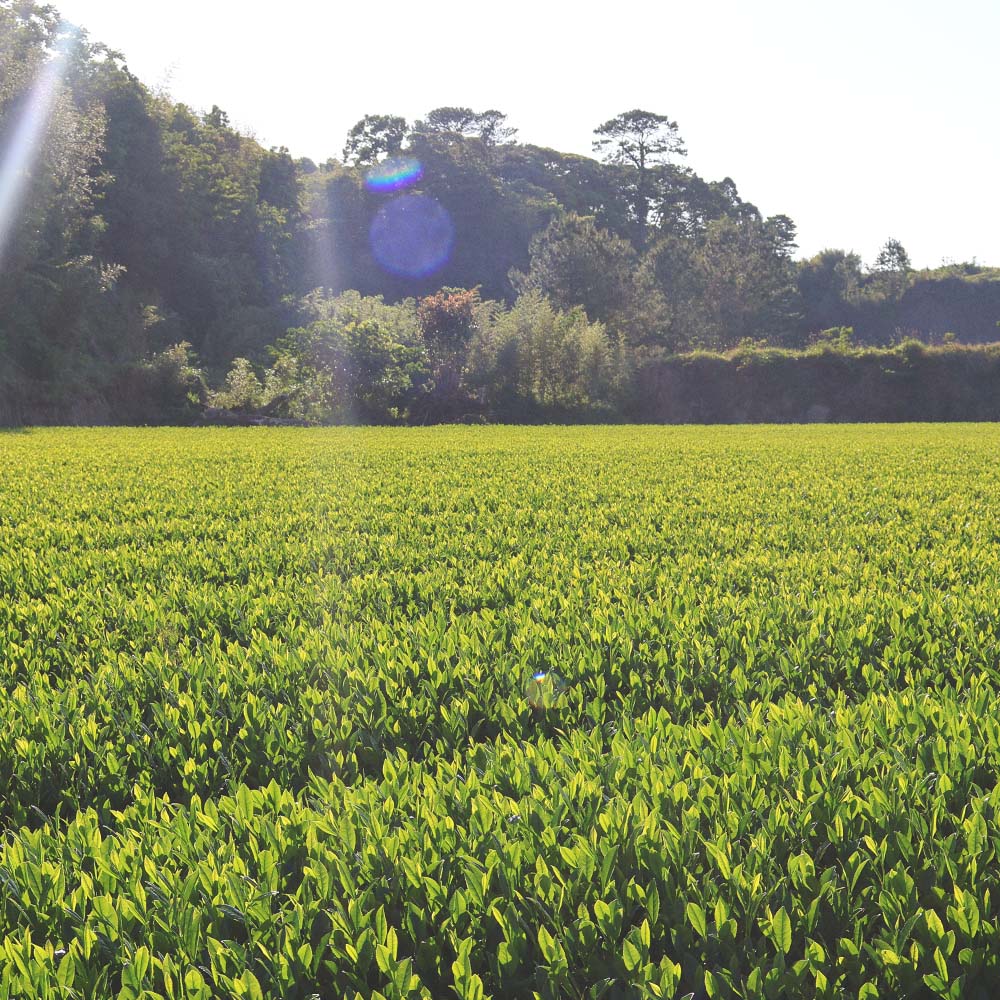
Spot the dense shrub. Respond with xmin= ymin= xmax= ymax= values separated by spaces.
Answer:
xmin=108 ymin=342 xmax=206 ymax=425
xmin=631 ymin=340 xmax=1000 ymax=423
xmin=273 ymin=292 xmax=429 ymax=423
xmin=466 ymin=292 xmax=627 ymax=420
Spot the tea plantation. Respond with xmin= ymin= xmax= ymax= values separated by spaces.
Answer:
xmin=2 ymin=425 xmax=1000 ymax=999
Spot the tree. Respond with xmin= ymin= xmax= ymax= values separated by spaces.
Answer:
xmin=797 ymin=249 xmax=864 ymax=335
xmin=511 ymin=213 xmax=639 ymax=331
xmin=763 ymin=214 xmax=798 ymax=260
xmin=695 ymin=215 xmax=802 ymax=346
xmin=465 ymin=292 xmax=622 ymax=417
xmin=593 ymin=110 xmax=686 ymax=247
xmin=210 ymin=356 xmax=263 ymax=409
xmin=416 ymin=106 xmax=478 ymax=136
xmin=874 ymin=237 xmax=912 ymax=273
xmin=652 ymin=171 xmax=765 ymax=242
xmin=203 ymin=104 xmax=230 ymax=130
xmin=414 ymin=107 xmax=517 ymax=145
xmin=0 ymin=2 xmax=125 ymax=417
xmin=275 ymin=291 xmax=427 ymax=422
xmin=342 ymin=114 xmax=408 ymax=166
xmin=417 ymin=286 xmax=480 ymax=352
xmin=413 ymin=286 xmax=481 ymax=419
xmin=865 ymin=237 xmax=913 ymax=306
xmin=474 ymin=110 xmax=518 ymax=146
xmin=642 ymin=215 xmax=801 ymax=349
xmin=401 ymin=129 xmax=528 ymax=300
xmin=0 ymin=10 xmax=106 ymax=271
xmin=494 ymin=143 xmax=633 ymax=242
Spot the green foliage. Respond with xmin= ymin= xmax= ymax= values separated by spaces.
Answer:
xmin=0 ymin=1 xmax=308 ymax=422
xmin=275 ymin=291 xmax=427 ymax=422
xmin=593 ymin=109 xmax=686 ymax=247
xmin=116 ymin=341 xmax=207 ymax=424
xmin=0 ymin=6 xmax=998 ymax=424
xmin=511 ymin=213 xmax=641 ymax=333
xmin=794 ymin=248 xmax=1000 ymax=345
xmin=814 ymin=326 xmax=855 ymax=350
xmin=417 ymin=286 xmax=480 ymax=353
xmin=209 ymin=357 xmax=264 ymax=410
xmin=630 ymin=338 xmax=1000 ymax=422
xmin=874 ymin=237 xmax=912 ymax=273
xmin=0 ymin=8 xmax=107 ymax=271
xmin=413 ymin=288 xmax=483 ymax=422
xmin=593 ymin=109 xmax=686 ymax=169
xmin=797 ymin=250 xmax=865 ymax=333
xmin=641 ymin=213 xmax=802 ymax=350
xmin=6 ymin=426 xmax=1000 ymax=997
xmin=412 ymin=107 xmax=517 ymax=146
xmin=342 ymin=114 xmax=409 ymax=166
xmin=689 ymin=214 xmax=803 ymax=347
xmin=466 ymin=292 xmax=624 ymax=418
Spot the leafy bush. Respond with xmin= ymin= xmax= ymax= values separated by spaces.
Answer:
xmin=112 ymin=341 xmax=206 ymax=424
xmin=466 ymin=292 xmax=626 ymax=419
xmin=413 ymin=287 xmax=483 ymax=421
xmin=273 ymin=292 xmax=429 ymax=423
xmin=209 ymin=357 xmax=265 ymax=410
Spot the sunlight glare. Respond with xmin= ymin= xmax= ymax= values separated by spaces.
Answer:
xmin=0 ymin=28 xmax=72 ymax=267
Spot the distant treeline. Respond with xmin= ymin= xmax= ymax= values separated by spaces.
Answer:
xmin=2 ymin=2 xmax=1000 ymax=426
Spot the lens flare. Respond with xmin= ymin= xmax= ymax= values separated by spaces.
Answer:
xmin=524 ymin=671 xmax=568 ymax=710
xmin=369 ymin=193 xmax=454 ymax=278
xmin=365 ymin=156 xmax=423 ymax=193
xmin=0 ymin=27 xmax=72 ymax=267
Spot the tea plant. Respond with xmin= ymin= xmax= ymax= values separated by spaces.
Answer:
xmin=2 ymin=425 xmax=1000 ymax=998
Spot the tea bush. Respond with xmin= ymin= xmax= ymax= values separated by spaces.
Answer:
xmin=2 ymin=426 xmax=1000 ymax=998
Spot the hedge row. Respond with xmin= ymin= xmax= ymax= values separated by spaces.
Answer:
xmin=631 ymin=341 xmax=1000 ymax=423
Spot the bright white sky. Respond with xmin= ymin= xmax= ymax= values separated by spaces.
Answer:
xmin=54 ymin=0 xmax=999 ymax=268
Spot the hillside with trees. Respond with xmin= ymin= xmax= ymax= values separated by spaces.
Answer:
xmin=2 ymin=1 xmax=999 ymax=425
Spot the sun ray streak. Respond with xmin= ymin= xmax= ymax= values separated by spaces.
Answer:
xmin=0 ymin=27 xmax=72 ymax=268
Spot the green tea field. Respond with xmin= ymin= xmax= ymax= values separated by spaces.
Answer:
xmin=3 ymin=425 xmax=1000 ymax=999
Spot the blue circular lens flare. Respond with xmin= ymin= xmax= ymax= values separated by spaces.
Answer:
xmin=365 ymin=156 xmax=423 ymax=193
xmin=369 ymin=193 xmax=454 ymax=278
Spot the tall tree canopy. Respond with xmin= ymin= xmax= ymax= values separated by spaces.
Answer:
xmin=413 ymin=107 xmax=517 ymax=146
xmin=342 ymin=114 xmax=408 ymax=165
xmin=593 ymin=109 xmax=687 ymax=246
xmin=874 ymin=237 xmax=912 ymax=273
